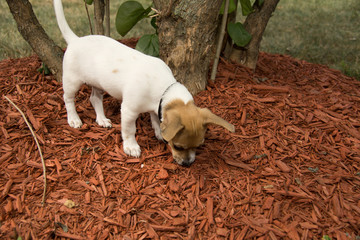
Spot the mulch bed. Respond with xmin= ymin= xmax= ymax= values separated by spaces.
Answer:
xmin=1 ymin=38 xmax=360 ymax=239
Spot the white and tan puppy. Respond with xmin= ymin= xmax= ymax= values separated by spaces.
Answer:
xmin=54 ymin=0 xmax=235 ymax=166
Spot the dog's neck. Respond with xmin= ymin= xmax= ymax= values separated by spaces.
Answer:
xmin=158 ymin=82 xmax=193 ymax=122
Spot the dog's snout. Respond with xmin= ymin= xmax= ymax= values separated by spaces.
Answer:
xmin=172 ymin=149 xmax=196 ymax=166
xmin=181 ymin=161 xmax=192 ymax=167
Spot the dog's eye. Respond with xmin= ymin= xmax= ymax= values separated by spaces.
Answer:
xmin=173 ymin=145 xmax=185 ymax=151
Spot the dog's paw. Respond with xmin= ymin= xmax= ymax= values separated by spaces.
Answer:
xmin=123 ymin=141 xmax=141 ymax=158
xmin=96 ymin=118 xmax=112 ymax=128
xmin=68 ymin=116 xmax=82 ymax=128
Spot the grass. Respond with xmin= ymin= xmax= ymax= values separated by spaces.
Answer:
xmin=0 ymin=0 xmax=153 ymax=59
xmin=1 ymin=0 xmax=359 ymax=79
xmin=261 ymin=0 xmax=360 ymax=79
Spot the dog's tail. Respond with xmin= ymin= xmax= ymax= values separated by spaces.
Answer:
xmin=53 ymin=0 xmax=78 ymax=44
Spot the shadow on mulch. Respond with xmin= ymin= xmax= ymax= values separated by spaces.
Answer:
xmin=0 ymin=38 xmax=360 ymax=239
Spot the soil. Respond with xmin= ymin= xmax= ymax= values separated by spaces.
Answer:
xmin=0 ymin=38 xmax=359 ymax=239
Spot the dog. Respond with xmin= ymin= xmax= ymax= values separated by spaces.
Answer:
xmin=54 ymin=0 xmax=235 ymax=166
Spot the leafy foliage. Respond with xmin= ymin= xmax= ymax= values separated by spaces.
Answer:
xmin=84 ymin=0 xmax=93 ymax=5
xmin=135 ymin=33 xmax=159 ymax=57
xmin=37 ymin=62 xmax=51 ymax=75
xmin=228 ymin=22 xmax=252 ymax=47
xmin=219 ymin=0 xmax=237 ymax=14
xmin=115 ymin=1 xmax=158 ymax=56
xmin=220 ymin=0 xmax=260 ymax=47
xmin=115 ymin=0 xmax=258 ymax=55
xmin=240 ymin=0 xmax=254 ymax=16
xmin=115 ymin=1 xmax=151 ymax=37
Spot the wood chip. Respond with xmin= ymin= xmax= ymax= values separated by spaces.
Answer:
xmin=1 ymin=39 xmax=359 ymax=239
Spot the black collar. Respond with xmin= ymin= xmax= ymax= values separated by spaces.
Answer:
xmin=158 ymin=98 xmax=164 ymax=123
xmin=158 ymin=82 xmax=177 ymax=123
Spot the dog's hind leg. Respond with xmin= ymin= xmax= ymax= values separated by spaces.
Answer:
xmin=90 ymin=87 xmax=112 ymax=128
xmin=63 ymin=79 xmax=83 ymax=128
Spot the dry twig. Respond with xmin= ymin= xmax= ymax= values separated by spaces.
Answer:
xmin=211 ymin=0 xmax=229 ymax=80
xmin=4 ymin=96 xmax=47 ymax=205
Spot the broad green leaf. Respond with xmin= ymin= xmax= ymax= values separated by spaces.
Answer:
xmin=219 ymin=0 xmax=237 ymax=14
xmin=227 ymin=22 xmax=252 ymax=47
xmin=240 ymin=0 xmax=254 ymax=16
xmin=256 ymin=0 xmax=264 ymax=7
xmin=115 ymin=1 xmax=151 ymax=37
xmin=84 ymin=0 xmax=93 ymax=5
xmin=135 ymin=34 xmax=159 ymax=57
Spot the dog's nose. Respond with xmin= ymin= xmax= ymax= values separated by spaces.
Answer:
xmin=181 ymin=161 xmax=192 ymax=167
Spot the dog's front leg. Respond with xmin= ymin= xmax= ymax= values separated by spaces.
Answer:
xmin=150 ymin=112 xmax=163 ymax=141
xmin=63 ymin=92 xmax=83 ymax=128
xmin=121 ymin=105 xmax=141 ymax=157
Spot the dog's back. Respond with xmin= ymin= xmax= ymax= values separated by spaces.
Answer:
xmin=63 ymin=34 xmax=174 ymax=100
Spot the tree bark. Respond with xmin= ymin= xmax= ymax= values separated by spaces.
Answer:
xmin=230 ymin=0 xmax=279 ymax=70
xmin=6 ymin=0 xmax=64 ymax=82
xmin=104 ymin=0 xmax=110 ymax=37
xmin=153 ymin=0 xmax=223 ymax=95
xmin=93 ymin=0 xmax=105 ymax=35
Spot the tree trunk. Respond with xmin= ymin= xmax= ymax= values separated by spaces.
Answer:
xmin=104 ymin=0 xmax=110 ymax=37
xmin=6 ymin=0 xmax=64 ymax=82
xmin=230 ymin=0 xmax=279 ymax=70
xmin=93 ymin=0 xmax=105 ymax=35
xmin=153 ymin=0 xmax=223 ymax=95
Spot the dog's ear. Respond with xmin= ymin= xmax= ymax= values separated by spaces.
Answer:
xmin=200 ymin=108 xmax=235 ymax=133
xmin=160 ymin=110 xmax=184 ymax=142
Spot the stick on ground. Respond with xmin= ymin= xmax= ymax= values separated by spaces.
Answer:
xmin=4 ymin=95 xmax=47 ymax=205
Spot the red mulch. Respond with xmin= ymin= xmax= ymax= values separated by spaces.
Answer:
xmin=1 ymin=38 xmax=360 ymax=239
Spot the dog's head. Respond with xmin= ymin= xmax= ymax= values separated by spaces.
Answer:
xmin=160 ymin=100 xmax=235 ymax=166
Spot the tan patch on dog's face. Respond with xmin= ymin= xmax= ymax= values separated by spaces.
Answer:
xmin=169 ymin=121 xmax=206 ymax=166
xmin=160 ymin=100 xmax=235 ymax=166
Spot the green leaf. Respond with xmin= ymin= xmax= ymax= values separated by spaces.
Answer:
xmin=135 ymin=34 xmax=159 ymax=57
xmin=150 ymin=17 xmax=158 ymax=31
xmin=308 ymin=167 xmax=319 ymax=173
xmin=239 ymin=0 xmax=254 ymax=16
xmin=55 ymin=222 xmax=69 ymax=233
xmin=227 ymin=22 xmax=252 ymax=47
xmin=219 ymin=0 xmax=237 ymax=14
xmin=115 ymin=1 xmax=152 ymax=37
xmin=256 ymin=0 xmax=264 ymax=7
xmin=37 ymin=62 xmax=51 ymax=75
xmin=84 ymin=0 xmax=93 ymax=5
